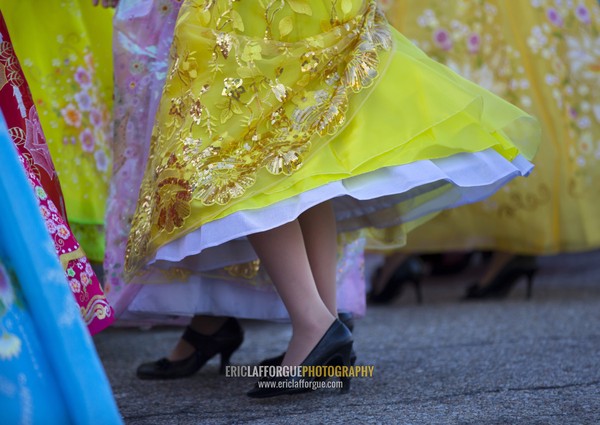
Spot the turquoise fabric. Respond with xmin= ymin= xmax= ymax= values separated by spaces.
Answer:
xmin=0 ymin=116 xmax=122 ymax=425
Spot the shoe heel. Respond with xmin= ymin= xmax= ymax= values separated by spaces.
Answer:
xmin=219 ymin=338 xmax=244 ymax=374
xmin=525 ymin=269 xmax=536 ymax=300
xmin=410 ymin=258 xmax=425 ymax=305
xmin=413 ymin=278 xmax=423 ymax=305
xmin=463 ymin=255 xmax=537 ymax=301
xmin=219 ymin=352 xmax=232 ymax=375
xmin=219 ymin=346 xmax=239 ymax=374
xmin=335 ymin=342 xmax=353 ymax=394
xmin=369 ymin=256 xmax=424 ymax=305
xmin=340 ymin=376 xmax=351 ymax=394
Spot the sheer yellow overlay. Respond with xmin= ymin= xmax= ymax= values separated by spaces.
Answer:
xmin=125 ymin=0 xmax=539 ymax=278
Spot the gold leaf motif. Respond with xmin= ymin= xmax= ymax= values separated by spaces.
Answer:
xmin=230 ymin=10 xmax=245 ymax=31
xmin=175 ymin=51 xmax=199 ymax=84
xmin=287 ymin=0 xmax=312 ymax=16
xmin=265 ymin=149 xmax=303 ymax=175
xmin=0 ymin=62 xmax=7 ymax=92
xmin=8 ymin=127 xmax=26 ymax=145
xmin=230 ymin=101 xmax=243 ymax=115
xmin=241 ymin=41 xmax=262 ymax=62
xmin=156 ymin=176 xmax=193 ymax=233
xmin=196 ymin=162 xmax=256 ymax=205
xmin=278 ymin=16 xmax=294 ymax=38
xmin=198 ymin=9 xmax=211 ymax=25
xmin=344 ymin=48 xmax=379 ymax=92
xmin=220 ymin=108 xmax=233 ymax=124
xmin=237 ymin=66 xmax=261 ymax=78
xmin=270 ymin=81 xmax=288 ymax=102
xmin=341 ymin=0 xmax=353 ymax=15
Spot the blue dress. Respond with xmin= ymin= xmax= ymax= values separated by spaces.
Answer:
xmin=0 ymin=117 xmax=122 ymax=424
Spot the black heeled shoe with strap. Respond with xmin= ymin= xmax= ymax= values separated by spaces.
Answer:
xmin=247 ymin=319 xmax=353 ymax=398
xmin=136 ymin=317 xmax=244 ymax=380
xmin=462 ymin=255 xmax=538 ymax=300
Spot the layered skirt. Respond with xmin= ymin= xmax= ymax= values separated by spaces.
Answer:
xmin=111 ymin=0 xmax=539 ymax=322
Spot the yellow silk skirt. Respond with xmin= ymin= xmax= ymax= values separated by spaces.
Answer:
xmin=124 ymin=0 xmax=539 ymax=279
xmin=0 ymin=0 xmax=114 ymax=261
xmin=382 ymin=0 xmax=600 ymax=254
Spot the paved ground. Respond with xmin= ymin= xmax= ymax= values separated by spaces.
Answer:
xmin=93 ymin=251 xmax=600 ymax=424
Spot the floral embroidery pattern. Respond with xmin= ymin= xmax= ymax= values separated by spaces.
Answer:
xmin=410 ymin=2 xmax=529 ymax=106
xmin=126 ymin=0 xmax=393 ymax=275
xmin=30 ymin=181 xmax=113 ymax=328
xmin=0 ymin=17 xmax=114 ymax=333
xmin=387 ymin=0 xmax=600 ymax=216
xmin=9 ymin=1 xmax=115 ymax=261
xmin=526 ymin=1 xmax=600 ymax=168
xmin=21 ymin=46 xmax=112 ymax=181
xmin=104 ymin=0 xmax=184 ymax=297
xmin=0 ymin=39 xmax=24 ymax=89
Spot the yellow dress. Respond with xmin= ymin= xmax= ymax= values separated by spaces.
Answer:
xmin=124 ymin=0 xmax=539 ymax=281
xmin=0 ymin=1 xmax=114 ymax=261
xmin=384 ymin=0 xmax=600 ymax=254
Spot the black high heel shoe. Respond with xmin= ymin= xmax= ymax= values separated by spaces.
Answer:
xmin=462 ymin=255 xmax=538 ymax=300
xmin=424 ymin=252 xmax=474 ymax=276
xmin=136 ymin=317 xmax=244 ymax=380
xmin=247 ymin=319 xmax=353 ymax=398
xmin=258 ymin=312 xmax=356 ymax=367
xmin=368 ymin=255 xmax=425 ymax=304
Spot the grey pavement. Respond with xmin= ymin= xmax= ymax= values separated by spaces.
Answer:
xmin=93 ymin=251 xmax=600 ymax=424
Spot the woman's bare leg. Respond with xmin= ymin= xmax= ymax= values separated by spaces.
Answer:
xmin=371 ymin=252 xmax=409 ymax=296
xmin=298 ymin=201 xmax=338 ymax=316
xmin=478 ymin=251 xmax=513 ymax=287
xmin=248 ymin=218 xmax=336 ymax=366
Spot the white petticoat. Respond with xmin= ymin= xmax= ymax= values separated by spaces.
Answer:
xmin=115 ymin=148 xmax=533 ymax=324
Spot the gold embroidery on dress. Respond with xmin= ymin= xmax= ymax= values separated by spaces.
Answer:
xmin=0 ymin=40 xmax=24 ymax=88
xmin=158 ymin=267 xmax=193 ymax=282
xmin=0 ymin=62 xmax=7 ymax=92
xmin=81 ymin=295 xmax=113 ymax=324
xmin=125 ymin=0 xmax=392 ymax=276
xmin=224 ymin=259 xmax=261 ymax=279
xmin=496 ymin=184 xmax=552 ymax=218
xmin=58 ymin=246 xmax=87 ymax=270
